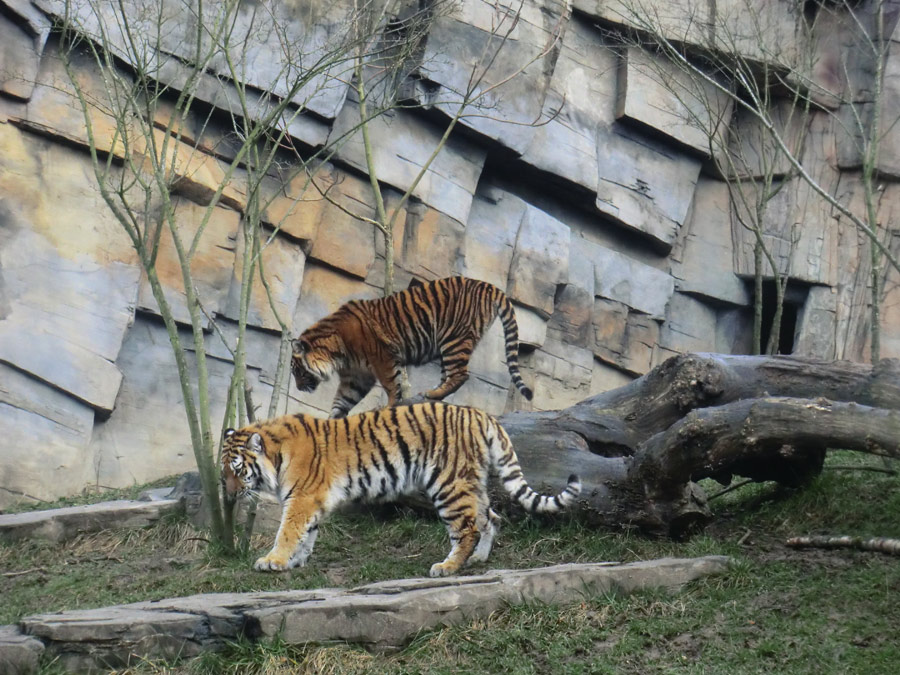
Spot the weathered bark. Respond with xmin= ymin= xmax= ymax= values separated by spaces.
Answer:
xmin=496 ymin=354 xmax=900 ymax=538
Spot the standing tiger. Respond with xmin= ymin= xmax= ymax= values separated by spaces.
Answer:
xmin=222 ymin=402 xmax=581 ymax=577
xmin=291 ymin=276 xmax=533 ymax=418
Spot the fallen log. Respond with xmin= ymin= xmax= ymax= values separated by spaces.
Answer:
xmin=496 ymin=354 xmax=900 ymax=538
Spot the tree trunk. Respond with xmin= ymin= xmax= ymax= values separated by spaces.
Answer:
xmin=496 ymin=354 xmax=900 ymax=538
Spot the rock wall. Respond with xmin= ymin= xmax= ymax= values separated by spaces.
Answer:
xmin=1 ymin=0 xmax=899 ymax=508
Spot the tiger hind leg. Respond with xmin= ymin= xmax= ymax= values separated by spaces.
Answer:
xmin=468 ymin=508 xmax=500 ymax=564
xmin=373 ymin=358 xmax=407 ymax=407
xmin=425 ymin=338 xmax=475 ymax=400
xmin=429 ymin=492 xmax=481 ymax=577
xmin=288 ymin=524 xmax=319 ymax=567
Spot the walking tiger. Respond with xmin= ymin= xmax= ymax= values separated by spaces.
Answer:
xmin=291 ymin=276 xmax=533 ymax=417
xmin=221 ymin=402 xmax=581 ymax=577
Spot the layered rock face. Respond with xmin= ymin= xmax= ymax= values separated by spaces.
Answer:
xmin=1 ymin=0 xmax=898 ymax=508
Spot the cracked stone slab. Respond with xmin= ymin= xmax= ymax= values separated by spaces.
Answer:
xmin=0 ymin=625 xmax=43 ymax=675
xmin=595 ymin=122 xmax=701 ymax=250
xmin=0 ymin=124 xmax=139 ymax=413
xmin=520 ymin=13 xmax=618 ymax=194
xmin=672 ymin=177 xmax=750 ymax=307
xmin=523 ymin=338 xmax=594 ymax=411
xmin=33 ymin=0 xmax=352 ymax=121
xmin=582 ymin=238 xmax=674 ymax=319
xmin=419 ymin=0 xmax=565 ymax=156
xmin=0 ymin=499 xmax=183 ymax=544
xmin=507 ymin=202 xmax=571 ymax=318
xmin=17 ymin=556 xmax=730 ymax=670
xmin=329 ymin=103 xmax=486 ymax=225
xmin=659 ymin=293 xmax=718 ymax=354
xmin=222 ymin=230 xmax=307 ymax=332
xmin=136 ymin=199 xmax=240 ymax=326
xmin=616 ymin=47 xmax=732 ymax=156
xmin=0 ymin=7 xmax=50 ymax=101
xmin=236 ymin=557 xmax=731 ymax=647
xmin=573 ymin=0 xmax=711 ymax=48
xmin=87 ymin=317 xmax=270 ymax=489
xmin=0 ymin=365 xmax=95 ymax=511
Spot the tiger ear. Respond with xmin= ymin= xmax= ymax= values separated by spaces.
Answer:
xmin=248 ymin=432 xmax=263 ymax=454
xmin=224 ymin=428 xmax=236 ymax=438
xmin=292 ymin=338 xmax=311 ymax=354
xmin=408 ymin=277 xmax=424 ymax=289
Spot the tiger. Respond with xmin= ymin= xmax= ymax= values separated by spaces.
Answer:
xmin=221 ymin=401 xmax=581 ymax=577
xmin=291 ymin=276 xmax=533 ymax=418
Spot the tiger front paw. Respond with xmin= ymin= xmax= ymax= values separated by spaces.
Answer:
xmin=254 ymin=554 xmax=290 ymax=572
xmin=428 ymin=562 xmax=459 ymax=578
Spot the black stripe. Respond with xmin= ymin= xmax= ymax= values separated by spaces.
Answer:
xmin=370 ymin=424 xmax=398 ymax=488
xmin=441 ymin=506 xmax=470 ymax=519
xmin=424 ymin=466 xmax=441 ymax=492
xmin=367 ymin=421 xmax=383 ymax=472
xmin=437 ymin=488 xmax=467 ymax=509
xmin=433 ymin=476 xmax=458 ymax=503
xmin=343 ymin=470 xmax=354 ymax=498
xmin=390 ymin=409 xmax=413 ymax=476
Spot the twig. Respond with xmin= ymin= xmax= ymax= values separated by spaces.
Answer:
xmin=825 ymin=465 xmax=896 ymax=475
xmin=736 ymin=528 xmax=752 ymax=546
xmin=65 ymin=555 xmax=125 ymax=565
xmin=3 ymin=567 xmax=47 ymax=578
xmin=786 ymin=535 xmax=900 ymax=556
xmin=708 ymin=478 xmax=754 ymax=501
xmin=185 ymin=536 xmax=211 ymax=544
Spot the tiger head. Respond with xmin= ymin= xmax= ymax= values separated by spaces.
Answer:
xmin=291 ymin=336 xmax=341 ymax=393
xmin=221 ymin=428 xmax=272 ymax=498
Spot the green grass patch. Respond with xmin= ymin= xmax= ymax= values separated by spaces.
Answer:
xmin=0 ymin=476 xmax=179 ymax=515
xmin=4 ymin=453 xmax=899 ymax=674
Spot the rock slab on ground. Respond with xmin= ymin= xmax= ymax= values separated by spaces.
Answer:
xmin=0 ymin=498 xmax=182 ymax=544
xmin=12 ymin=556 xmax=730 ymax=671
xmin=0 ymin=626 xmax=44 ymax=675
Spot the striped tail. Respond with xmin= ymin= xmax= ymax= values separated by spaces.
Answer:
xmin=490 ymin=422 xmax=581 ymax=513
xmin=496 ymin=293 xmax=533 ymax=400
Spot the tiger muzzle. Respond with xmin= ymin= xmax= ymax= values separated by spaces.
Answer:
xmin=222 ymin=468 xmax=245 ymax=498
xmin=293 ymin=369 xmax=321 ymax=393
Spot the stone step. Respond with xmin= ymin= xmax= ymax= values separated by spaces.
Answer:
xmin=6 ymin=556 xmax=731 ymax=672
xmin=0 ymin=491 xmax=182 ymax=544
xmin=0 ymin=626 xmax=44 ymax=675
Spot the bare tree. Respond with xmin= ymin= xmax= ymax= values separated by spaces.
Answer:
xmin=53 ymin=0 xmax=435 ymax=550
xmin=613 ymin=0 xmax=900 ymax=362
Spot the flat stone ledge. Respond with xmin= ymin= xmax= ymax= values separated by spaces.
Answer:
xmin=0 ymin=496 xmax=182 ymax=544
xmin=14 ymin=556 xmax=731 ymax=671
xmin=0 ymin=625 xmax=44 ymax=675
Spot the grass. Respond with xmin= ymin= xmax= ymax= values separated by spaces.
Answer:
xmin=3 ymin=452 xmax=899 ymax=674
xmin=0 ymin=476 xmax=177 ymax=515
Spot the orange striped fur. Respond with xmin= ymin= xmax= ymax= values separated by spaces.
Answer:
xmin=291 ymin=276 xmax=533 ymax=417
xmin=222 ymin=402 xmax=580 ymax=577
